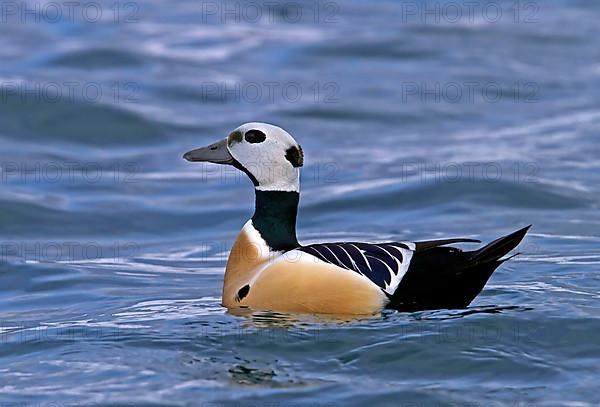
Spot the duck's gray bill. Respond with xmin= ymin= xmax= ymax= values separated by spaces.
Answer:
xmin=183 ymin=139 xmax=233 ymax=164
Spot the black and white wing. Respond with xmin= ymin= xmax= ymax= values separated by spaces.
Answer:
xmin=298 ymin=242 xmax=415 ymax=295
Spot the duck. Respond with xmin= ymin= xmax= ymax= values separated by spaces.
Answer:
xmin=183 ymin=122 xmax=530 ymax=315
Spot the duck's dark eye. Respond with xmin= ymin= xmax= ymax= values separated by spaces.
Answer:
xmin=244 ymin=130 xmax=266 ymax=143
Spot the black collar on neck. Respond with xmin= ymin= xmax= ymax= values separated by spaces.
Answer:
xmin=252 ymin=190 xmax=299 ymax=252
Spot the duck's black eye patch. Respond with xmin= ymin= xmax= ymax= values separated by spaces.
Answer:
xmin=244 ymin=130 xmax=266 ymax=143
xmin=285 ymin=145 xmax=304 ymax=168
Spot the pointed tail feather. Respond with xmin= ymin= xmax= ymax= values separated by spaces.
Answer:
xmin=468 ymin=225 xmax=531 ymax=265
xmin=387 ymin=225 xmax=532 ymax=312
xmin=414 ymin=238 xmax=481 ymax=252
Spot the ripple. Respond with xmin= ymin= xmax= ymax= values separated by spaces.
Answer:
xmin=50 ymin=48 xmax=144 ymax=68
xmin=0 ymin=90 xmax=165 ymax=146
xmin=306 ymin=178 xmax=594 ymax=213
xmin=113 ymin=297 xmax=225 ymax=322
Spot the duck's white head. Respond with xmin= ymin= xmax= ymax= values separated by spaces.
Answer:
xmin=183 ymin=122 xmax=303 ymax=192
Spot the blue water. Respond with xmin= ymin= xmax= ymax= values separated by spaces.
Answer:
xmin=1 ymin=0 xmax=599 ymax=405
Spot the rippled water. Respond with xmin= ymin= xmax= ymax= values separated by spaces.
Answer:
xmin=1 ymin=0 xmax=599 ymax=405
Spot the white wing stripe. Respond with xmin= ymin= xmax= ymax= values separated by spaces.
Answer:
xmin=298 ymin=241 xmax=416 ymax=295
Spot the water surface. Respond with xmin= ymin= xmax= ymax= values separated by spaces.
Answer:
xmin=1 ymin=0 xmax=599 ymax=405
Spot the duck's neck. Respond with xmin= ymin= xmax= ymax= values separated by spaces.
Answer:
xmin=251 ymin=189 xmax=299 ymax=252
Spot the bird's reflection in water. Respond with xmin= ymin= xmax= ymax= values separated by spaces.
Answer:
xmin=213 ymin=304 xmax=535 ymax=387
xmin=227 ymin=306 xmax=381 ymax=329
xmin=406 ymin=305 xmax=533 ymax=321
xmin=228 ymin=363 xmax=277 ymax=386
xmin=227 ymin=304 xmax=533 ymax=328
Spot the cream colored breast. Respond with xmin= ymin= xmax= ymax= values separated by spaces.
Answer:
xmin=241 ymin=250 xmax=387 ymax=315
xmin=223 ymin=223 xmax=387 ymax=315
xmin=222 ymin=221 xmax=271 ymax=307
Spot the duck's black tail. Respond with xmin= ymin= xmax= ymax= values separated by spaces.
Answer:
xmin=387 ymin=225 xmax=531 ymax=312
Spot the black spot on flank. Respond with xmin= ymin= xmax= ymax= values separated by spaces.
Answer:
xmin=285 ymin=145 xmax=304 ymax=167
xmin=236 ymin=284 xmax=250 ymax=302
xmin=245 ymin=129 xmax=266 ymax=143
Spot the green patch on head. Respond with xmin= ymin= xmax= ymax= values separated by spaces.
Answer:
xmin=227 ymin=130 xmax=243 ymax=146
